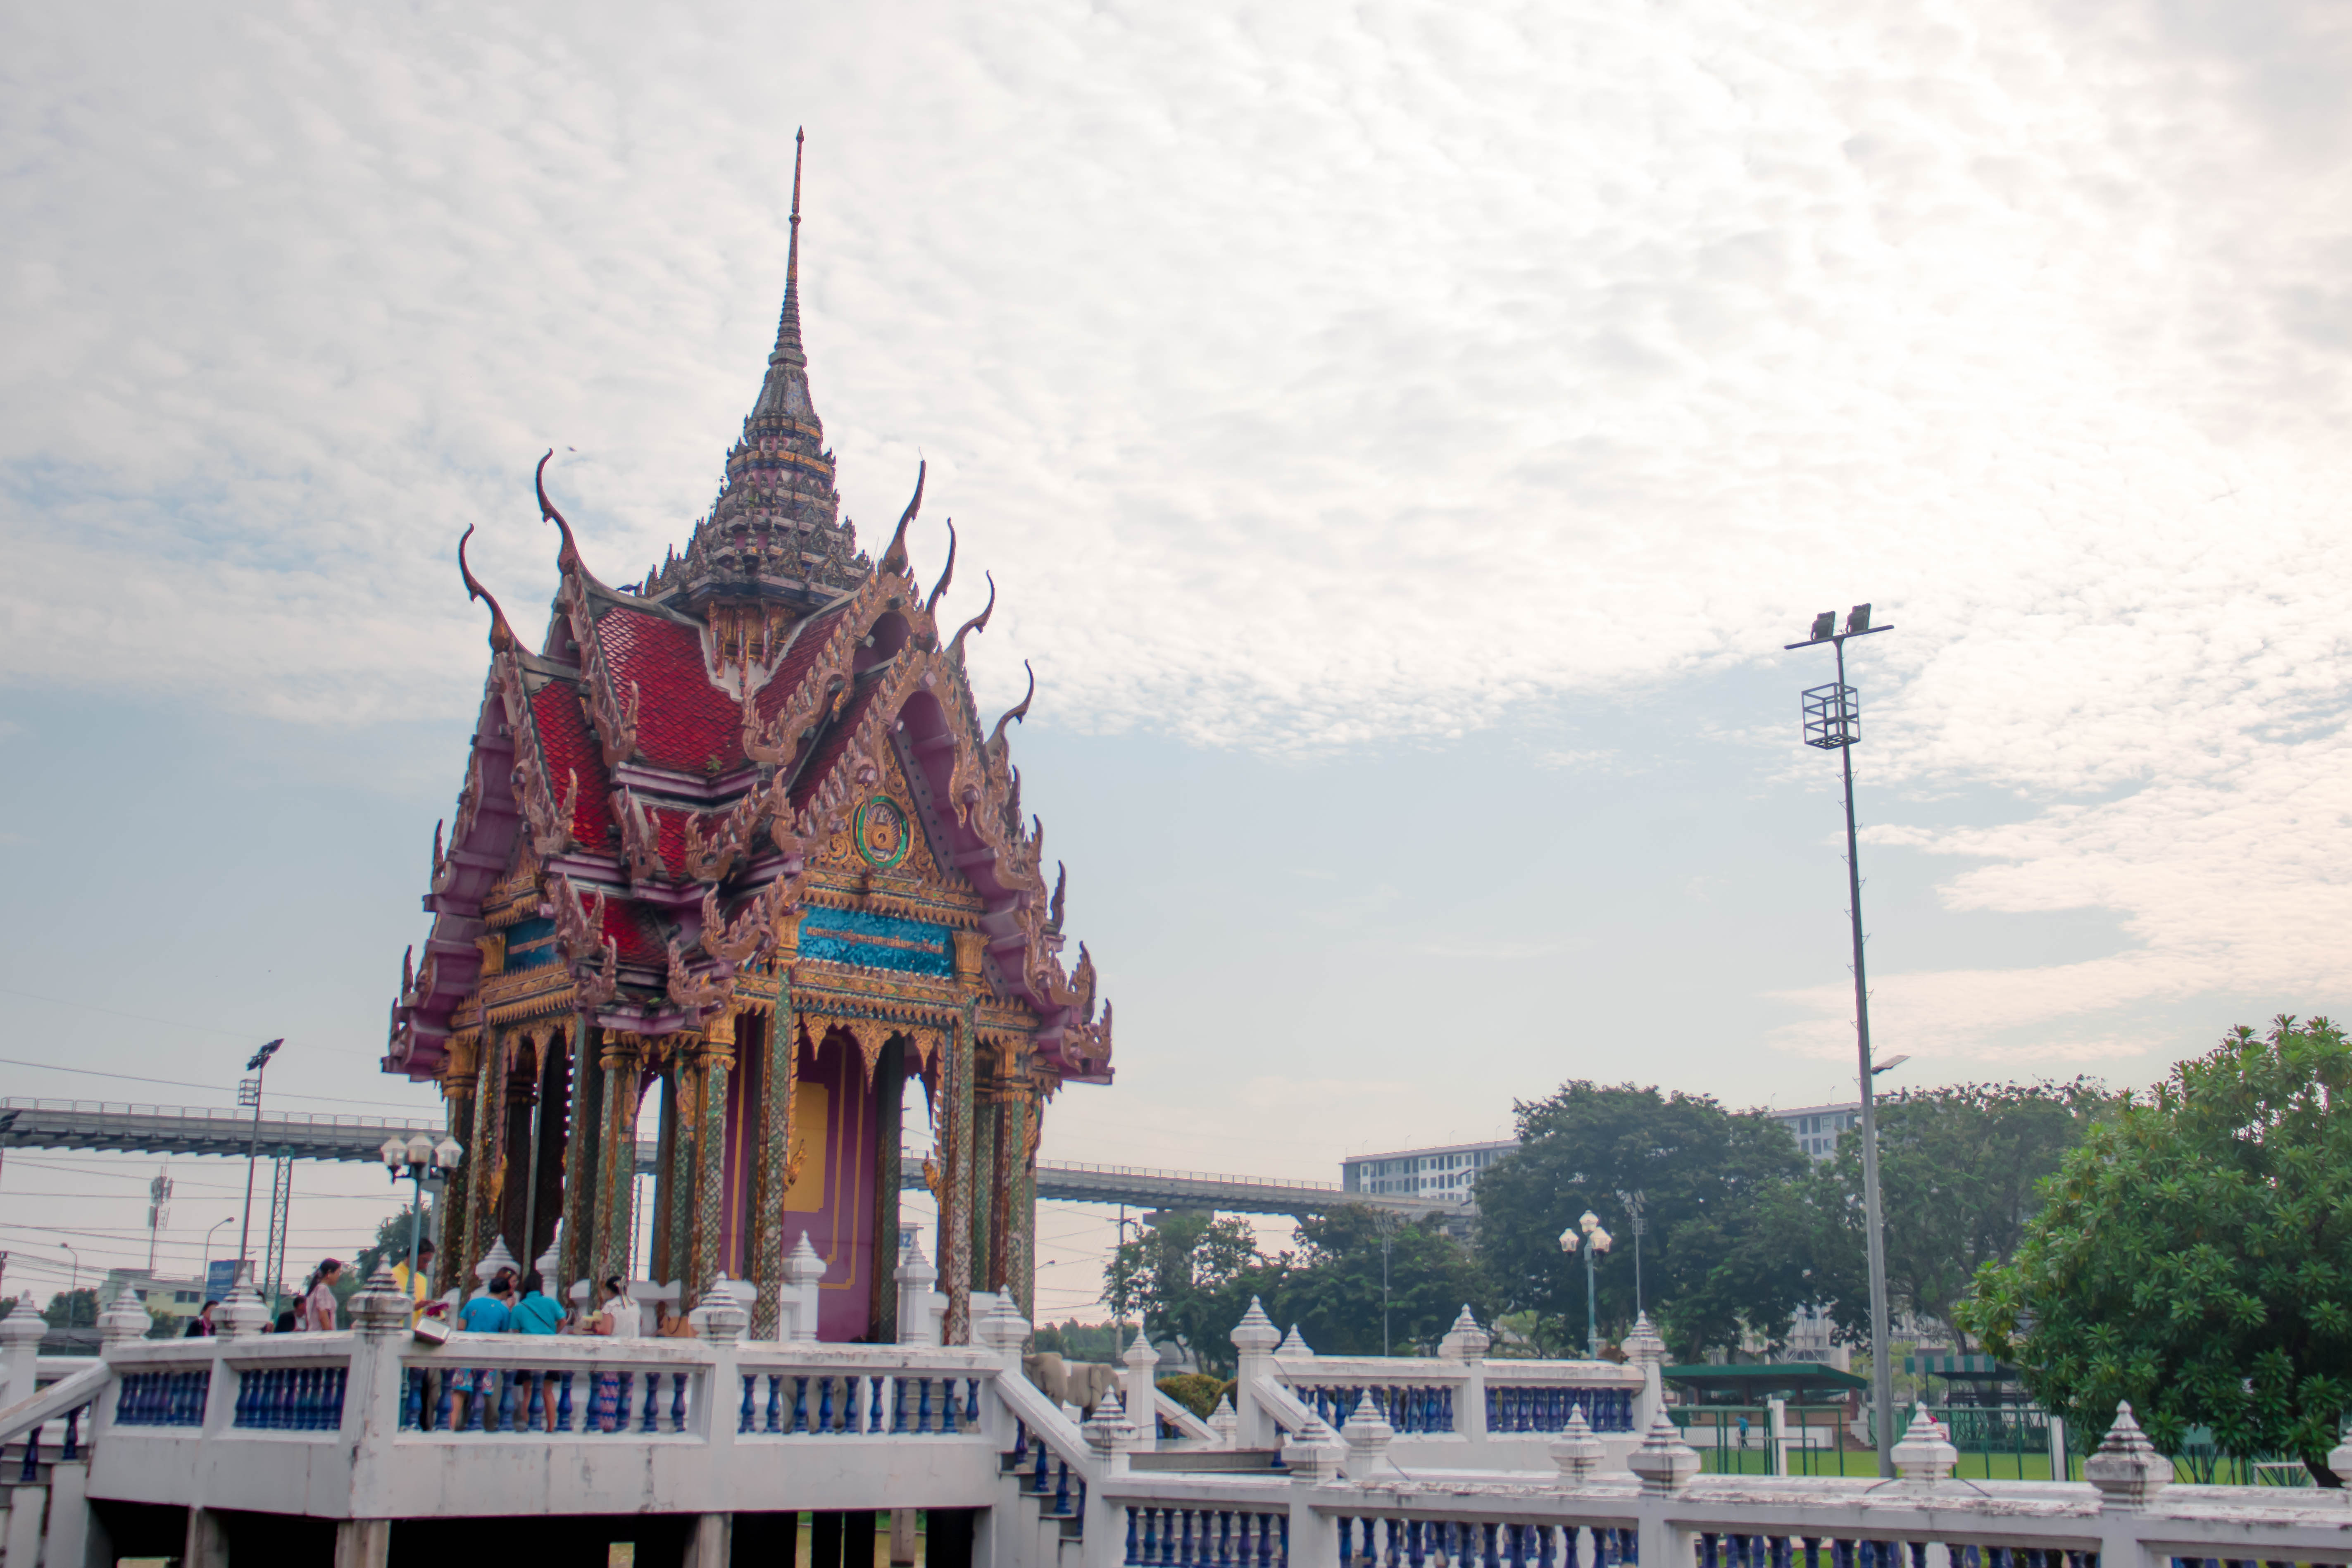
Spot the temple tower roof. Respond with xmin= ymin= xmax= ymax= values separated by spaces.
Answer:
xmin=655 ymin=129 xmax=867 ymax=614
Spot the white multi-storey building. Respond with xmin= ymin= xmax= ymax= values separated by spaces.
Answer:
xmin=1340 ymin=1139 xmax=1516 ymax=1201
xmin=1769 ymin=1103 xmax=1861 ymax=1161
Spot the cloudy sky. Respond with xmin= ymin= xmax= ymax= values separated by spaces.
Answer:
xmin=3 ymin=0 xmax=2347 ymax=1318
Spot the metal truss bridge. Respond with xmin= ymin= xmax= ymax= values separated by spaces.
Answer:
xmin=0 ymin=1098 xmax=1449 ymax=1221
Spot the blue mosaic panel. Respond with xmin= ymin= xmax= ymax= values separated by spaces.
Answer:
xmin=503 ymin=916 xmax=559 ymax=971
xmin=801 ymin=907 xmax=953 ymax=976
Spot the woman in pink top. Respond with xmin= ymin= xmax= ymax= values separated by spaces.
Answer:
xmin=304 ymin=1259 xmax=343 ymax=1331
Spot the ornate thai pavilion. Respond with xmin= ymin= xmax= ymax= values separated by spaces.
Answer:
xmin=382 ymin=137 xmax=1114 ymax=1344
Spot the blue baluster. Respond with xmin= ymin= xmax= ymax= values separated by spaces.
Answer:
xmin=19 ymin=1418 xmax=39 ymax=1480
xmin=762 ymin=1373 xmax=779 ymax=1433
xmin=740 ymin=1372 xmax=756 ymax=1433
xmin=1032 ymin=1434 xmax=1050 ymax=1492
xmin=916 ymin=1376 xmax=933 ymax=1434
xmin=940 ymin=1375 xmax=959 ymax=1435
xmin=1126 ymin=1508 xmax=1141 ymax=1567
xmin=1053 ymin=1451 xmax=1071 ymax=1515
xmin=1621 ymin=1527 xmax=1639 ymax=1566
xmin=670 ymin=1370 xmax=687 ymax=1432
xmin=499 ymin=1366 xmax=520 ymax=1432
xmin=60 ymin=1404 xmax=81 ymax=1461
xmin=967 ymin=1376 xmax=981 ymax=1429
xmin=640 ymin=1369 xmax=661 ymax=1433
xmin=403 ymin=1368 xmax=422 ymax=1430
xmin=435 ymin=1368 xmax=455 ymax=1431
xmin=556 ymin=1370 xmax=573 ymax=1432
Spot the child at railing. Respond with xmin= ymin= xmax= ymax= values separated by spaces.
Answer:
xmin=583 ymin=1276 xmax=638 ymax=1433
xmin=450 ymin=1271 xmax=516 ymax=1429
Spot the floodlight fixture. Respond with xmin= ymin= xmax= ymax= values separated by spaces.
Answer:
xmin=245 ymin=1038 xmax=284 ymax=1073
xmin=1783 ymin=600 xmax=1900 ymax=1478
xmin=1871 ymin=1054 xmax=1912 ymax=1076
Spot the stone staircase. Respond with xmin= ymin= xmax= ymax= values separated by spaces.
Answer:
xmin=1000 ymin=1430 xmax=1086 ymax=1568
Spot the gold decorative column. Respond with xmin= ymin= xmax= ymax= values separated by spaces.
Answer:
xmin=1003 ymin=1063 xmax=1040 ymax=1318
xmin=688 ymin=1008 xmax=737 ymax=1305
xmin=943 ymin=931 xmax=989 ymax=1345
xmin=464 ymin=1025 xmax=504 ymax=1281
xmin=436 ymin=1045 xmax=478 ymax=1297
xmin=594 ymin=1033 xmax=645 ymax=1282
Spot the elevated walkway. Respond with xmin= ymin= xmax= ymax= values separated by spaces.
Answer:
xmin=0 ymin=1098 xmax=1449 ymax=1219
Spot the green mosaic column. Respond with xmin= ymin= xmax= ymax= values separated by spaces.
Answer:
xmin=688 ymin=1014 xmax=735 ymax=1307
xmin=750 ymin=995 xmax=799 ymax=1340
xmin=557 ymin=1016 xmax=602 ymax=1296
xmin=1005 ymin=1086 xmax=1038 ymax=1318
xmin=942 ymin=1003 xmax=976 ymax=1345
xmin=595 ymin=1035 xmax=644 ymax=1282
xmin=971 ymin=1088 xmax=998 ymax=1296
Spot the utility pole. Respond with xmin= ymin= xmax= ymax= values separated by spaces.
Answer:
xmin=1785 ymin=606 xmax=1901 ymax=1477
xmin=235 ymin=1039 xmax=284 ymax=1273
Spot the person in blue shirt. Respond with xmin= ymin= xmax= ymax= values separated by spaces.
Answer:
xmin=511 ymin=1272 xmax=566 ymax=1431
xmin=450 ymin=1271 xmax=515 ymax=1429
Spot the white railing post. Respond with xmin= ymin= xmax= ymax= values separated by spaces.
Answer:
xmin=2 ymin=1290 xmax=50 ymax=1408
xmin=1083 ymin=1391 xmax=1138 ymax=1568
xmin=1627 ymin=1411 xmax=1700 ymax=1568
xmin=1767 ymin=1396 xmax=1788 ymax=1478
xmin=1121 ymin=1329 xmax=1160 ymax=1453
xmin=895 ymin=1234 xmax=941 ymax=1347
xmin=1438 ymin=1306 xmax=1490 ymax=1442
xmin=1623 ymin=1312 xmax=1667 ymax=1436
xmin=1230 ymin=1297 xmax=1282 ymax=1449
xmin=345 ymin=1265 xmax=415 ymax=1522
xmin=781 ymin=1233 xmax=827 ymax=1343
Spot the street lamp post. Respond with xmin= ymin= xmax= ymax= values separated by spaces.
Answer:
xmin=58 ymin=1242 xmax=78 ymax=1299
xmin=1558 ymin=1210 xmax=1613 ymax=1359
xmin=234 ymin=1039 xmax=284 ymax=1274
xmin=1785 ymin=604 xmax=1900 ymax=1476
xmin=200 ymin=1218 xmax=232 ymax=1292
xmin=1616 ymin=1190 xmax=1647 ymax=1316
xmin=380 ymin=1133 xmax=464 ymax=1301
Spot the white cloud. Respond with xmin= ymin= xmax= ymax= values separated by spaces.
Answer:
xmin=3 ymin=0 xmax=2348 ymax=1066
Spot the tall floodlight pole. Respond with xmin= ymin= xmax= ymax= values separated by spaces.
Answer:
xmin=234 ymin=1039 xmax=284 ymax=1272
xmin=1616 ymin=1190 xmax=1646 ymax=1316
xmin=1785 ymin=606 xmax=1897 ymax=1476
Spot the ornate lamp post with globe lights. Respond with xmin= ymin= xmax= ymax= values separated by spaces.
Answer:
xmin=380 ymin=1133 xmax=464 ymax=1296
xmin=1559 ymin=1209 xmax=1612 ymax=1358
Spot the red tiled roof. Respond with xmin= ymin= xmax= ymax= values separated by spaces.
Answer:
xmin=652 ymin=806 xmax=690 ymax=878
xmin=531 ymin=680 xmax=616 ymax=852
xmin=602 ymin=899 xmax=667 ymax=966
xmin=789 ymin=680 xmax=884 ymax=811
xmin=595 ymin=604 xmax=746 ymax=773
xmin=756 ymin=606 xmax=848 ymax=722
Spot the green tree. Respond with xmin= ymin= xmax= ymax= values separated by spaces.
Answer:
xmin=1958 ymin=1018 xmax=2352 ymax=1486
xmin=1277 ymin=1207 xmax=1490 ymax=1356
xmin=1795 ymin=1080 xmax=2109 ymax=1344
xmin=1476 ymin=1082 xmax=1809 ymax=1359
xmin=354 ymin=1201 xmax=434 ymax=1279
xmin=43 ymin=1288 xmax=98 ymax=1329
xmin=1105 ymin=1214 xmax=1282 ymax=1375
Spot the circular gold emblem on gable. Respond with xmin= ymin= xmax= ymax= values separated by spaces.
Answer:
xmin=855 ymin=795 xmax=909 ymax=870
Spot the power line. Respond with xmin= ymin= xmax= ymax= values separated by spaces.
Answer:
xmin=0 ymin=1056 xmax=435 ymax=1109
